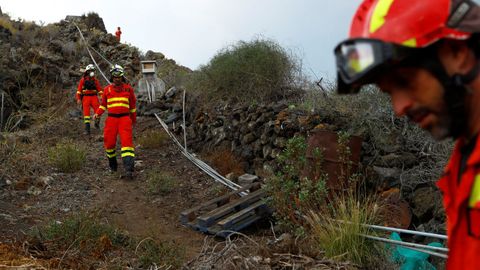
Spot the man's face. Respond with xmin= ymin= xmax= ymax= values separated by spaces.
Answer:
xmin=376 ymin=67 xmax=451 ymax=140
xmin=113 ymin=76 xmax=123 ymax=86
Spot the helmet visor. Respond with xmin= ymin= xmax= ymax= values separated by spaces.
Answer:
xmin=334 ymin=38 xmax=419 ymax=94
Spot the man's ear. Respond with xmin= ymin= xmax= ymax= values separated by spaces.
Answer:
xmin=438 ymin=39 xmax=474 ymax=75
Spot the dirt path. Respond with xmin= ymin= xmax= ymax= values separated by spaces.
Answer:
xmin=0 ymin=115 xmax=227 ymax=263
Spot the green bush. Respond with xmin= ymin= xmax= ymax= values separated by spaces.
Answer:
xmin=146 ymin=168 xmax=176 ymax=195
xmin=48 ymin=140 xmax=86 ymax=173
xmin=264 ymin=135 xmax=328 ymax=233
xmin=187 ymin=38 xmax=303 ymax=104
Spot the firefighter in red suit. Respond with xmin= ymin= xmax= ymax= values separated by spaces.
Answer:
xmin=115 ymin=27 xmax=122 ymax=42
xmin=335 ymin=0 xmax=480 ymax=268
xmin=93 ymin=64 xmax=136 ymax=179
xmin=76 ymin=64 xmax=103 ymax=135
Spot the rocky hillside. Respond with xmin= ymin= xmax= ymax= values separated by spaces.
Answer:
xmin=0 ymin=11 xmax=189 ymax=131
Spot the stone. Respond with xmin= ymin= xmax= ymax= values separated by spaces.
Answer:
xmin=68 ymin=109 xmax=82 ymax=119
xmin=27 ymin=186 xmax=42 ymax=196
xmin=260 ymin=133 xmax=270 ymax=145
xmin=37 ymin=176 xmax=53 ymax=187
xmin=242 ymin=133 xmax=256 ymax=145
xmin=273 ymin=137 xmax=287 ymax=148
xmin=226 ymin=172 xmax=238 ymax=182
xmin=253 ymin=140 xmax=263 ymax=157
xmin=165 ymin=87 xmax=177 ymax=98
xmin=374 ymin=152 xmax=417 ymax=168
xmin=238 ymin=173 xmax=259 ymax=187
xmin=262 ymin=145 xmax=273 ymax=159
xmin=270 ymin=148 xmax=281 ymax=159
xmin=372 ymin=166 xmax=401 ymax=188
xmin=240 ymin=146 xmax=254 ymax=160
xmin=411 ymin=186 xmax=439 ymax=222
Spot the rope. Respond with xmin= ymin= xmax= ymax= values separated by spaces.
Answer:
xmin=0 ymin=91 xmax=4 ymax=131
xmin=86 ymin=44 xmax=113 ymax=67
xmin=65 ymin=20 xmax=111 ymax=85
xmin=154 ymin=113 xmax=245 ymax=194
xmin=182 ymin=89 xmax=187 ymax=151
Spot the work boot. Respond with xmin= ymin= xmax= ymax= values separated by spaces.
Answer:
xmin=84 ymin=123 xmax=91 ymax=135
xmin=124 ymin=170 xmax=134 ymax=181
xmin=108 ymin=157 xmax=118 ymax=172
xmin=94 ymin=118 xmax=100 ymax=129
xmin=123 ymin=156 xmax=134 ymax=180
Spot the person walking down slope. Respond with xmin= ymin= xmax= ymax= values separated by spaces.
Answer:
xmin=76 ymin=64 xmax=103 ymax=135
xmin=115 ymin=27 xmax=122 ymax=42
xmin=93 ymin=64 xmax=137 ymax=180
xmin=334 ymin=0 xmax=480 ymax=269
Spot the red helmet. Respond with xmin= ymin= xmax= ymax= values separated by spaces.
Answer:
xmin=335 ymin=0 xmax=480 ymax=94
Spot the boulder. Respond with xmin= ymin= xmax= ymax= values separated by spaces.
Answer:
xmin=238 ymin=173 xmax=259 ymax=187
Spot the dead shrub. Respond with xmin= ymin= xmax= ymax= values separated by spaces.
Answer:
xmin=137 ymin=129 xmax=169 ymax=149
xmin=203 ymin=147 xmax=244 ymax=176
xmin=0 ymin=17 xmax=17 ymax=34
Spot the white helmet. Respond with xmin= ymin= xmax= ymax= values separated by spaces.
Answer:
xmin=110 ymin=64 xmax=125 ymax=77
xmin=85 ymin=64 xmax=95 ymax=72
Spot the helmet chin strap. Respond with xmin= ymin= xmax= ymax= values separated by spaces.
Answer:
xmin=420 ymin=47 xmax=480 ymax=139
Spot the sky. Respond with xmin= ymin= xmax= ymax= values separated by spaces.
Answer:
xmin=1 ymin=0 xmax=362 ymax=81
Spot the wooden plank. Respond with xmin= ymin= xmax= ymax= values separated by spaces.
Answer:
xmin=208 ymin=214 xmax=263 ymax=237
xmin=217 ymin=200 xmax=266 ymax=229
xmin=180 ymin=184 xmax=253 ymax=224
xmin=197 ymin=189 xmax=265 ymax=228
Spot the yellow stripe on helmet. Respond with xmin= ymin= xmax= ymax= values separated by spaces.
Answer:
xmin=402 ymin=38 xmax=417 ymax=48
xmin=369 ymin=0 xmax=395 ymax=34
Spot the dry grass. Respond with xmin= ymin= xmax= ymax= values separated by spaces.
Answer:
xmin=0 ymin=17 xmax=17 ymax=34
xmin=203 ymin=147 xmax=245 ymax=176
xmin=137 ymin=129 xmax=169 ymax=149
xmin=27 ymin=212 xmax=185 ymax=269
xmin=296 ymin=85 xmax=452 ymax=192
xmin=48 ymin=140 xmax=86 ymax=173
xmin=146 ymin=168 xmax=177 ymax=195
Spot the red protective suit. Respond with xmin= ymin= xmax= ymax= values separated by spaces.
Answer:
xmin=115 ymin=28 xmax=122 ymax=42
xmin=76 ymin=76 xmax=103 ymax=129
xmin=96 ymin=82 xmax=136 ymax=173
xmin=437 ymin=135 xmax=480 ymax=270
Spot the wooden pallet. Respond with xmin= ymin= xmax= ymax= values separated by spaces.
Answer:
xmin=180 ymin=183 xmax=271 ymax=237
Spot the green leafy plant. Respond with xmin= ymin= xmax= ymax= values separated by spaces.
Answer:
xmin=187 ymin=38 xmax=304 ymax=105
xmin=48 ymin=140 xmax=86 ymax=173
xmin=264 ymin=135 xmax=328 ymax=232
